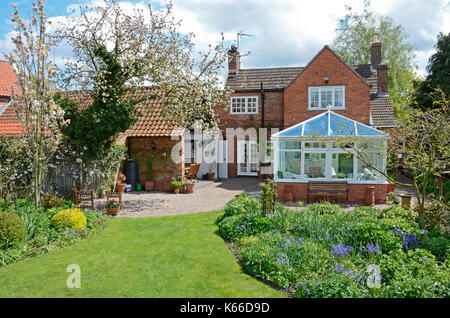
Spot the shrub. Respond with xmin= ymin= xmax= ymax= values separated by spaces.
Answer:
xmin=218 ymin=194 xmax=262 ymax=223
xmin=13 ymin=198 xmax=49 ymax=241
xmin=51 ymin=208 xmax=87 ymax=230
xmin=41 ymin=193 xmax=66 ymax=211
xmin=378 ymin=249 xmax=449 ymax=298
xmin=0 ymin=212 xmax=27 ymax=250
xmin=307 ymin=202 xmax=341 ymax=216
xmin=82 ymin=209 xmax=108 ymax=228
xmin=259 ymin=178 xmax=278 ymax=216
xmin=295 ymin=273 xmax=362 ymax=298
xmin=382 ymin=205 xmax=415 ymax=222
xmin=239 ymin=232 xmax=333 ymax=288
xmin=218 ymin=214 xmax=271 ymax=241
xmin=420 ymin=200 xmax=449 ymax=234
xmin=428 ymin=237 xmax=450 ymax=261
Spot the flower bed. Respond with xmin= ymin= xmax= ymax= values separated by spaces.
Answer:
xmin=0 ymin=198 xmax=110 ymax=267
xmin=218 ymin=194 xmax=450 ymax=298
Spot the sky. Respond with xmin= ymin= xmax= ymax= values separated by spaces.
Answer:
xmin=0 ymin=0 xmax=449 ymax=78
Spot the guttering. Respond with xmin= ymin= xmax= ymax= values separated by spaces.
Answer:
xmin=260 ymin=82 xmax=265 ymax=128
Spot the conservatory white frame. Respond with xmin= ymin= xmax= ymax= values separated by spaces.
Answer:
xmin=272 ymin=111 xmax=389 ymax=184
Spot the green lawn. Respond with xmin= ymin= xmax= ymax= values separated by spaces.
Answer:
xmin=0 ymin=210 xmax=283 ymax=298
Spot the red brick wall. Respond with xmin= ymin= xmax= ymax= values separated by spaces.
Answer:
xmin=284 ymin=47 xmax=371 ymax=127
xmin=276 ymin=182 xmax=387 ymax=204
xmin=215 ymin=91 xmax=284 ymax=131
xmin=127 ymin=136 xmax=184 ymax=191
xmin=214 ymin=90 xmax=284 ymax=177
xmin=276 ymin=182 xmax=308 ymax=202
xmin=347 ymin=183 xmax=387 ymax=204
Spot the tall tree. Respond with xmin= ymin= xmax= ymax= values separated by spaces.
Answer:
xmin=331 ymin=0 xmax=417 ymax=113
xmin=334 ymin=88 xmax=450 ymax=230
xmin=412 ymin=32 xmax=450 ymax=110
xmin=55 ymin=0 xmax=228 ymax=160
xmin=5 ymin=0 xmax=68 ymax=208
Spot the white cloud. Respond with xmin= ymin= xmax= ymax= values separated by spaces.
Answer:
xmin=1 ymin=0 xmax=448 ymax=78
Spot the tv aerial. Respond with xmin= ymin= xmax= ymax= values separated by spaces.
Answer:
xmin=236 ymin=31 xmax=253 ymax=51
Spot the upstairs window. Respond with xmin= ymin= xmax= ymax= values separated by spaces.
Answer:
xmin=308 ymin=86 xmax=345 ymax=109
xmin=230 ymin=96 xmax=258 ymax=114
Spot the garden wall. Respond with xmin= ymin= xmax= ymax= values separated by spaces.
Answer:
xmin=276 ymin=182 xmax=387 ymax=204
xmin=127 ymin=136 xmax=184 ymax=191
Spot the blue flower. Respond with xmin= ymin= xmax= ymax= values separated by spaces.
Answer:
xmin=332 ymin=241 xmax=353 ymax=257
xmin=366 ymin=242 xmax=380 ymax=254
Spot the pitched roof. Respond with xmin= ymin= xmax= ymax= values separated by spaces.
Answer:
xmin=0 ymin=60 xmax=20 ymax=97
xmin=0 ymin=88 xmax=181 ymax=138
xmin=225 ymin=67 xmax=304 ymax=91
xmin=273 ymin=110 xmax=387 ymax=138
xmin=0 ymin=101 xmax=22 ymax=135
xmin=225 ymin=49 xmax=398 ymax=127
xmin=370 ymin=95 xmax=398 ymax=127
xmin=65 ymin=88 xmax=180 ymax=137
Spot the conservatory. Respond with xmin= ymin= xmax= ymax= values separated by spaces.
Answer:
xmin=272 ymin=110 xmax=390 ymax=203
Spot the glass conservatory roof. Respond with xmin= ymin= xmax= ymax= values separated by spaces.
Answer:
xmin=273 ymin=111 xmax=386 ymax=138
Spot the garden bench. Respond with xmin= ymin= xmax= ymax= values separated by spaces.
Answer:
xmin=308 ymin=181 xmax=348 ymax=203
xmin=106 ymin=191 xmax=122 ymax=205
xmin=73 ymin=182 xmax=95 ymax=210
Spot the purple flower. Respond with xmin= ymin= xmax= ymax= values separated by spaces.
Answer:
xmin=235 ymin=225 xmax=244 ymax=232
xmin=332 ymin=241 xmax=353 ymax=257
xmin=336 ymin=263 xmax=353 ymax=276
xmin=366 ymin=242 xmax=380 ymax=254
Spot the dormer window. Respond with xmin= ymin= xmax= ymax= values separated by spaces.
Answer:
xmin=308 ymin=86 xmax=345 ymax=109
xmin=230 ymin=96 xmax=258 ymax=114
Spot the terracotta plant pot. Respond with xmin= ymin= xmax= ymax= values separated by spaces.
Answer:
xmin=98 ymin=193 xmax=105 ymax=199
xmin=145 ymin=180 xmax=155 ymax=191
xmin=185 ymin=183 xmax=195 ymax=193
xmin=116 ymin=183 xmax=126 ymax=192
xmin=206 ymin=172 xmax=214 ymax=181
xmin=106 ymin=207 xmax=120 ymax=216
xmin=173 ymin=188 xmax=180 ymax=194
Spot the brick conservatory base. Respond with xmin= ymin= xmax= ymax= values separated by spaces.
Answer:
xmin=276 ymin=182 xmax=387 ymax=204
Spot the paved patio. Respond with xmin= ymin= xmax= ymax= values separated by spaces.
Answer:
xmin=94 ymin=174 xmax=417 ymax=218
xmin=95 ymin=177 xmax=261 ymax=217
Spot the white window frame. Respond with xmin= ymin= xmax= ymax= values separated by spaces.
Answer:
xmin=273 ymin=138 xmax=387 ymax=184
xmin=308 ymin=86 xmax=345 ymax=110
xmin=230 ymin=96 xmax=259 ymax=114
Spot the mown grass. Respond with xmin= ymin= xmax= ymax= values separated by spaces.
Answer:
xmin=0 ymin=210 xmax=283 ymax=298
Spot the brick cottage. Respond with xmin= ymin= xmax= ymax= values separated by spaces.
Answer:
xmin=214 ymin=35 xmax=398 ymax=204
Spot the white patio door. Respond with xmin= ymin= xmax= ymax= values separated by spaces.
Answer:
xmin=237 ymin=140 xmax=259 ymax=176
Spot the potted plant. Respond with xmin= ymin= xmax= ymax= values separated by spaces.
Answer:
xmin=116 ymin=172 xmax=126 ymax=192
xmin=97 ymin=185 xmax=106 ymax=199
xmin=144 ymin=161 xmax=154 ymax=191
xmin=185 ymin=179 xmax=197 ymax=193
xmin=105 ymin=200 xmax=121 ymax=215
xmin=206 ymin=163 xmax=216 ymax=181
xmin=171 ymin=176 xmax=182 ymax=194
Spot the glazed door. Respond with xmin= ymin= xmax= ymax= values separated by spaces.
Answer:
xmin=237 ymin=140 xmax=259 ymax=176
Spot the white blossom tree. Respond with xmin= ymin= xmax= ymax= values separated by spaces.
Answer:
xmin=55 ymin=0 xmax=228 ymax=160
xmin=5 ymin=0 xmax=68 ymax=208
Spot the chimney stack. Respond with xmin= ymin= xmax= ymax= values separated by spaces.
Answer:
xmin=228 ymin=45 xmax=240 ymax=76
xmin=370 ymin=34 xmax=381 ymax=67
xmin=377 ymin=64 xmax=388 ymax=95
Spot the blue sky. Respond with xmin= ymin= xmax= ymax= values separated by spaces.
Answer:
xmin=1 ymin=0 xmax=449 ymax=77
